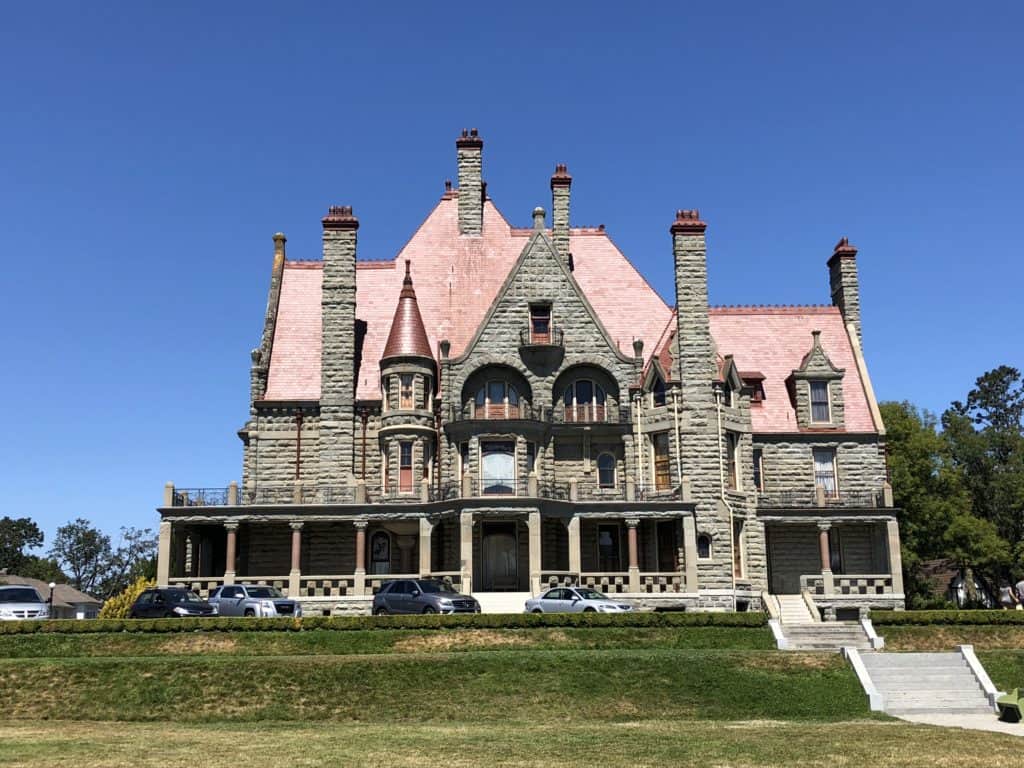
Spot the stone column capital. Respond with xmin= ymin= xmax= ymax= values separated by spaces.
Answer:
xmin=289 ymin=521 xmax=305 ymax=531
xmin=625 ymin=518 xmax=640 ymax=529
xmin=817 ymin=521 xmax=832 ymax=532
xmin=224 ymin=522 xmax=240 ymax=532
xmin=353 ymin=519 xmax=369 ymax=530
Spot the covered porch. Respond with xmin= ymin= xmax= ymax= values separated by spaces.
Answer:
xmin=762 ymin=513 xmax=905 ymax=618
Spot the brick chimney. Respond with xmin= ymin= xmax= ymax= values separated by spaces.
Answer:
xmin=456 ymin=128 xmax=484 ymax=235
xmin=828 ymin=237 xmax=862 ymax=345
xmin=550 ymin=164 xmax=572 ymax=262
xmin=320 ymin=205 xmax=359 ymax=484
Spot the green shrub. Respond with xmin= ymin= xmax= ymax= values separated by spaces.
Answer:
xmin=0 ymin=610 xmax=766 ymax=635
xmin=870 ymin=609 xmax=1024 ymax=626
xmin=98 ymin=576 xmax=155 ymax=619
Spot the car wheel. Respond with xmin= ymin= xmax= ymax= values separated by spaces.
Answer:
xmin=244 ymin=608 xmax=256 ymax=617
xmin=583 ymin=607 xmax=596 ymax=613
xmin=531 ymin=609 xmax=543 ymax=614
xmin=422 ymin=606 xmax=437 ymax=614
xmin=375 ymin=607 xmax=388 ymax=616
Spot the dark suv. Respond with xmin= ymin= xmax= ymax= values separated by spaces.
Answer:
xmin=129 ymin=587 xmax=216 ymax=619
xmin=372 ymin=579 xmax=480 ymax=615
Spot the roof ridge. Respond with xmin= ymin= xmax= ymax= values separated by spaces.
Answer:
xmin=709 ymin=304 xmax=839 ymax=314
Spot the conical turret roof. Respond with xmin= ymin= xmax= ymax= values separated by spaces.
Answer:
xmin=381 ymin=260 xmax=434 ymax=362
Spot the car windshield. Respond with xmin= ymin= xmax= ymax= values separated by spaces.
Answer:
xmin=246 ymin=587 xmax=283 ymax=598
xmin=416 ymin=581 xmax=457 ymax=594
xmin=166 ymin=590 xmax=203 ymax=604
xmin=0 ymin=588 xmax=43 ymax=603
xmin=575 ymin=588 xmax=608 ymax=601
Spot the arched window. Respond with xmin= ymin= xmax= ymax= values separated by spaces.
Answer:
xmin=697 ymin=534 xmax=711 ymax=559
xmin=563 ymin=380 xmax=606 ymax=422
xmin=475 ymin=381 xmax=520 ymax=419
xmin=597 ymin=453 xmax=616 ymax=488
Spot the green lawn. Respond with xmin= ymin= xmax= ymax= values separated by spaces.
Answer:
xmin=881 ymin=624 xmax=1024 ymax=651
xmin=0 ymin=720 xmax=1021 ymax=768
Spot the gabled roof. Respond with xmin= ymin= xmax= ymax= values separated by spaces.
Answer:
xmin=265 ymin=195 xmax=674 ymax=401
xmin=381 ymin=260 xmax=433 ymax=363
xmin=0 ymin=574 xmax=102 ymax=607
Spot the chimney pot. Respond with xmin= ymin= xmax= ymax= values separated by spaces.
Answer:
xmin=322 ymin=205 xmax=359 ymax=230
xmin=670 ymin=208 xmax=706 ymax=235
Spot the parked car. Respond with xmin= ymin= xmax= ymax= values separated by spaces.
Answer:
xmin=372 ymin=579 xmax=480 ymax=615
xmin=207 ymin=584 xmax=302 ymax=617
xmin=129 ymin=587 xmax=216 ymax=619
xmin=524 ymin=587 xmax=634 ymax=614
xmin=0 ymin=585 xmax=49 ymax=620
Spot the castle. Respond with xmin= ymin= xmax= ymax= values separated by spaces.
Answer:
xmin=157 ymin=129 xmax=904 ymax=617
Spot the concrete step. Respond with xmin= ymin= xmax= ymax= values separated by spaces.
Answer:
xmin=861 ymin=652 xmax=961 ymax=665
xmin=874 ymin=677 xmax=981 ymax=691
xmin=472 ymin=592 xmax=532 ymax=614
xmin=888 ymin=706 xmax=994 ymax=716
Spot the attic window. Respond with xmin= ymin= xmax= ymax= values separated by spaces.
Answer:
xmin=810 ymin=381 xmax=830 ymax=423
xmin=652 ymin=376 xmax=666 ymax=407
xmin=750 ymin=381 xmax=766 ymax=404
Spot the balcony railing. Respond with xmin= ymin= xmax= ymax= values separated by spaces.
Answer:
xmin=171 ymin=488 xmax=229 ymax=507
xmin=448 ymin=404 xmax=631 ymax=425
xmin=757 ymin=488 xmax=885 ymax=509
xmin=519 ymin=327 xmax=565 ymax=347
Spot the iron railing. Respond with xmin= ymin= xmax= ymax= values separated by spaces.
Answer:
xmin=757 ymin=488 xmax=885 ymax=509
xmin=171 ymin=488 xmax=229 ymax=507
xmin=447 ymin=403 xmax=631 ymax=425
xmin=519 ymin=327 xmax=565 ymax=347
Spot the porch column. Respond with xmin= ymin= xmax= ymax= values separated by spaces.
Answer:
xmin=682 ymin=514 xmax=698 ymax=593
xmin=157 ymin=520 xmax=172 ymax=586
xmin=886 ymin=518 xmax=904 ymax=596
xmin=818 ymin=522 xmax=833 ymax=595
xmin=354 ymin=520 xmax=367 ymax=596
xmin=289 ymin=522 xmax=303 ymax=597
xmin=460 ymin=511 xmax=474 ymax=594
xmin=528 ymin=511 xmax=541 ymax=595
xmin=224 ymin=522 xmax=238 ymax=585
xmin=419 ymin=518 xmax=433 ymax=576
xmin=626 ymin=518 xmax=640 ymax=592
xmin=567 ymin=515 xmax=581 ymax=577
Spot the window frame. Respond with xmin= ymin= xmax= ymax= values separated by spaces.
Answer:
xmin=398 ymin=441 xmax=414 ymax=493
xmin=652 ymin=432 xmax=671 ymax=490
xmin=809 ymin=380 xmax=831 ymax=423
xmin=752 ymin=448 xmax=764 ymax=493
xmin=726 ymin=432 xmax=740 ymax=491
xmin=563 ymin=379 xmax=606 ymax=423
xmin=399 ymin=374 xmax=414 ymax=410
xmin=812 ymin=447 xmax=838 ymax=498
xmin=475 ymin=380 xmax=520 ymax=419
xmin=696 ymin=534 xmax=712 ymax=560
xmin=529 ymin=303 xmax=552 ymax=343
xmin=597 ymin=452 xmax=616 ymax=489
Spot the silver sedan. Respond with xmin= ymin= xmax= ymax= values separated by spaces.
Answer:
xmin=524 ymin=586 xmax=634 ymax=614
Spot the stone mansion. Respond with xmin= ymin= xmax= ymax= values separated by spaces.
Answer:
xmin=157 ymin=129 xmax=905 ymax=617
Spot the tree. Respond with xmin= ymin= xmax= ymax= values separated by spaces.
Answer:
xmin=100 ymin=527 xmax=158 ymax=598
xmin=99 ymin=576 xmax=155 ymax=619
xmin=944 ymin=366 xmax=1024 ymax=577
xmin=19 ymin=557 xmax=67 ymax=584
xmin=49 ymin=519 xmax=112 ymax=597
xmin=944 ymin=512 xmax=1012 ymax=603
xmin=0 ymin=517 xmax=44 ymax=573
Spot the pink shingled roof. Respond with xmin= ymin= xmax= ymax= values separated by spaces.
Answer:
xmin=265 ymin=195 xmax=673 ymax=402
xmin=264 ymin=262 xmax=322 ymax=401
xmin=708 ymin=306 xmax=877 ymax=433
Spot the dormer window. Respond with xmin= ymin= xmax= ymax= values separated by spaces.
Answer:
xmin=652 ymin=376 xmax=666 ymax=407
xmin=750 ymin=381 xmax=766 ymax=404
xmin=530 ymin=304 xmax=551 ymax=344
xmin=810 ymin=381 xmax=830 ymax=423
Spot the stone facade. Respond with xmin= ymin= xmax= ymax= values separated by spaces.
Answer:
xmin=158 ymin=131 xmax=903 ymax=617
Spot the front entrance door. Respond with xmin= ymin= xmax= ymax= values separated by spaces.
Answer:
xmin=482 ymin=522 xmax=518 ymax=591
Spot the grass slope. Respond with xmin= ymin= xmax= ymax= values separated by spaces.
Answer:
xmin=0 ymin=648 xmax=870 ymax=723
xmin=1 ymin=721 xmax=1022 ymax=768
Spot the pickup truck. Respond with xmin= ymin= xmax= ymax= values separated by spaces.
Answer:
xmin=207 ymin=584 xmax=302 ymax=618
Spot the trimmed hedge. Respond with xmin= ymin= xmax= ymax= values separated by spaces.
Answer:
xmin=871 ymin=610 xmax=1024 ymax=626
xmin=0 ymin=610 xmax=766 ymax=635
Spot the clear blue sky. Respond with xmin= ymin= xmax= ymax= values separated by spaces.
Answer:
xmin=2 ymin=2 xmax=1021 ymax=547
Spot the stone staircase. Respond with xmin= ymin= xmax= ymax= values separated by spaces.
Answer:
xmin=774 ymin=594 xmax=817 ymax=624
xmin=473 ymin=592 xmax=532 ymax=614
xmin=857 ymin=650 xmax=995 ymax=715
xmin=782 ymin=622 xmax=874 ymax=651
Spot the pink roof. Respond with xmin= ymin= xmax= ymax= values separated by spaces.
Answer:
xmin=708 ymin=306 xmax=877 ymax=433
xmin=266 ymin=195 xmax=673 ymax=402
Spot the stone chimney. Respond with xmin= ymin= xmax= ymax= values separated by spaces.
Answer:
xmin=320 ymin=206 xmax=359 ymax=485
xmin=456 ymin=128 xmax=483 ymax=235
xmin=550 ymin=164 xmax=572 ymax=262
xmin=828 ymin=237 xmax=862 ymax=345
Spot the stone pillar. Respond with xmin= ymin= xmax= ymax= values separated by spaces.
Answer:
xmin=528 ymin=472 xmax=538 ymax=497
xmin=354 ymin=520 xmax=367 ymax=596
xmin=886 ymin=518 xmax=904 ymax=596
xmin=550 ymin=164 xmax=571 ymax=263
xmin=157 ymin=520 xmax=172 ymax=586
xmin=460 ymin=511 xmax=474 ymax=594
xmin=682 ymin=515 xmax=699 ymax=593
xmin=289 ymin=522 xmax=303 ymax=597
xmin=528 ymin=511 xmax=541 ymax=595
xmin=320 ymin=206 xmax=358 ymax=487
xmin=828 ymin=237 xmax=861 ymax=345
xmin=626 ymin=518 xmax=640 ymax=592
xmin=818 ymin=522 xmax=834 ymax=595
xmin=456 ymin=128 xmax=483 ymax=235
xmin=462 ymin=473 xmax=473 ymax=499
xmin=163 ymin=482 xmax=175 ymax=507
xmin=228 ymin=481 xmax=239 ymax=506
xmin=419 ymin=518 xmax=433 ymax=577
xmin=567 ymin=515 xmax=581 ymax=577
xmin=224 ymin=523 xmax=238 ymax=585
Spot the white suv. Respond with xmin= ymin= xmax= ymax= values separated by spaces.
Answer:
xmin=0 ymin=585 xmax=49 ymax=620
